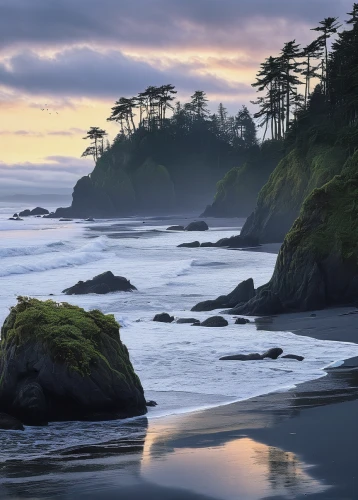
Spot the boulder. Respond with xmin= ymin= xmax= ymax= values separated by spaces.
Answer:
xmin=200 ymin=316 xmax=229 ymax=327
xmin=214 ymin=235 xmax=259 ymax=248
xmin=8 ymin=217 xmax=22 ymax=221
xmin=19 ymin=209 xmax=31 ymax=217
xmin=192 ymin=278 xmax=255 ymax=312
xmin=178 ymin=241 xmax=200 ymax=248
xmin=63 ymin=271 xmax=137 ymax=295
xmin=31 ymin=207 xmax=49 ymax=216
xmin=220 ymin=353 xmax=263 ymax=361
xmin=85 ymin=218 xmax=95 ymax=222
xmin=176 ymin=318 xmax=200 ymax=325
xmin=226 ymin=288 xmax=283 ymax=316
xmin=167 ymin=225 xmax=185 ymax=231
xmin=220 ymin=347 xmax=283 ymax=361
xmin=153 ymin=313 xmax=174 ymax=323
xmin=282 ymin=354 xmax=304 ymax=361
xmin=146 ymin=400 xmax=158 ymax=407
xmin=0 ymin=413 xmax=24 ymax=431
xmin=0 ymin=297 xmax=147 ymax=425
xmin=200 ymin=242 xmax=215 ymax=247
xmin=262 ymin=348 xmax=283 ymax=359
xmin=18 ymin=207 xmax=49 ymax=217
xmin=235 ymin=317 xmax=250 ymax=325
xmin=185 ymin=221 xmax=209 ymax=231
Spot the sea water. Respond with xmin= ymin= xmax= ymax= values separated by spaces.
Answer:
xmin=1 ymin=205 xmax=358 ymax=464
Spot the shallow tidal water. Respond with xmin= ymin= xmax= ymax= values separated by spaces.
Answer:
xmin=0 ymin=203 xmax=357 ymax=498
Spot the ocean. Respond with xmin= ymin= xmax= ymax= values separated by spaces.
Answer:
xmin=1 ymin=202 xmax=358 ymax=497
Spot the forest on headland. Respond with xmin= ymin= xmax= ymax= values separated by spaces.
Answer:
xmin=54 ymin=3 xmax=358 ymax=230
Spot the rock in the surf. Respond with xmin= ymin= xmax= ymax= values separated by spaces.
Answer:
xmin=166 ymin=225 xmax=185 ymax=231
xmin=0 ymin=412 xmax=24 ymax=431
xmin=220 ymin=347 xmax=283 ymax=361
xmin=0 ymin=297 xmax=147 ymax=425
xmin=184 ymin=221 xmax=209 ymax=231
xmin=177 ymin=241 xmax=201 ymax=248
xmin=282 ymin=354 xmax=304 ymax=361
xmin=63 ymin=271 xmax=137 ymax=295
xmin=261 ymin=347 xmax=283 ymax=359
xmin=235 ymin=317 xmax=250 ymax=324
xmin=192 ymin=278 xmax=255 ymax=312
xmin=176 ymin=318 xmax=200 ymax=325
xmin=200 ymin=316 xmax=229 ymax=327
xmin=153 ymin=313 xmax=174 ymax=323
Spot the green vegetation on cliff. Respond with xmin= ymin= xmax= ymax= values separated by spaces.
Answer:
xmin=203 ymin=140 xmax=283 ymax=217
xmin=56 ymin=94 xmax=259 ymax=218
xmin=241 ymin=142 xmax=348 ymax=242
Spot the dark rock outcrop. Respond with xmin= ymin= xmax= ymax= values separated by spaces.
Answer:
xmin=0 ymin=413 xmax=24 ymax=431
xmin=200 ymin=242 xmax=215 ymax=247
xmin=214 ymin=235 xmax=259 ymax=248
xmin=220 ymin=347 xmax=283 ymax=361
xmin=262 ymin=348 xmax=283 ymax=359
xmin=200 ymin=316 xmax=228 ymax=327
xmin=235 ymin=317 xmax=250 ymax=325
xmin=63 ymin=271 xmax=136 ymax=295
xmin=0 ymin=297 xmax=147 ymax=425
xmin=146 ymin=400 xmax=158 ymax=407
xmin=176 ymin=318 xmax=200 ymax=325
xmin=167 ymin=225 xmax=185 ymax=231
xmin=153 ymin=313 xmax=174 ymax=323
xmin=220 ymin=353 xmax=263 ymax=361
xmin=19 ymin=207 xmax=49 ymax=217
xmin=184 ymin=221 xmax=209 ymax=231
xmin=9 ymin=216 xmax=22 ymax=221
xmin=282 ymin=354 xmax=304 ymax=361
xmin=178 ymin=241 xmax=200 ymax=248
xmin=192 ymin=278 xmax=255 ymax=312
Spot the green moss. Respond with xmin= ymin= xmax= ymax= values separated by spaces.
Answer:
xmin=0 ymin=297 xmax=139 ymax=381
xmin=284 ymin=164 xmax=358 ymax=263
xmin=255 ymin=144 xmax=348 ymax=219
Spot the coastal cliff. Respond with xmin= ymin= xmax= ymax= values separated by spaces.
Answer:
xmin=227 ymin=151 xmax=358 ymax=314
xmin=240 ymin=142 xmax=347 ymax=243
xmin=202 ymin=140 xmax=283 ymax=218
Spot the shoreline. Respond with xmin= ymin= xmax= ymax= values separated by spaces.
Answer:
xmin=1 ymin=216 xmax=358 ymax=499
xmin=141 ymin=306 xmax=358 ymax=500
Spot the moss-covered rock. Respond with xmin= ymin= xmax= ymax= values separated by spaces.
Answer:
xmin=241 ymin=144 xmax=348 ymax=243
xmin=0 ymin=297 xmax=146 ymax=425
xmin=228 ymin=153 xmax=358 ymax=314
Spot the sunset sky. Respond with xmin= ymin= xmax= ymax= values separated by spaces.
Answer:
xmin=0 ymin=0 xmax=353 ymax=195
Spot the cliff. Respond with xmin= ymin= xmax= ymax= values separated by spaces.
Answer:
xmin=202 ymin=141 xmax=283 ymax=218
xmin=240 ymin=142 xmax=348 ymax=243
xmin=228 ymin=151 xmax=358 ymax=314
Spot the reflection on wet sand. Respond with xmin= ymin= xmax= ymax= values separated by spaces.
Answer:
xmin=0 ymin=418 xmax=148 ymax=499
xmin=141 ymin=435 xmax=327 ymax=500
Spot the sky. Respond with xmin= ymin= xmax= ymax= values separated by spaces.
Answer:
xmin=0 ymin=0 xmax=354 ymax=195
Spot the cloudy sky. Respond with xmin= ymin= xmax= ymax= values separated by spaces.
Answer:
xmin=0 ymin=0 xmax=353 ymax=195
